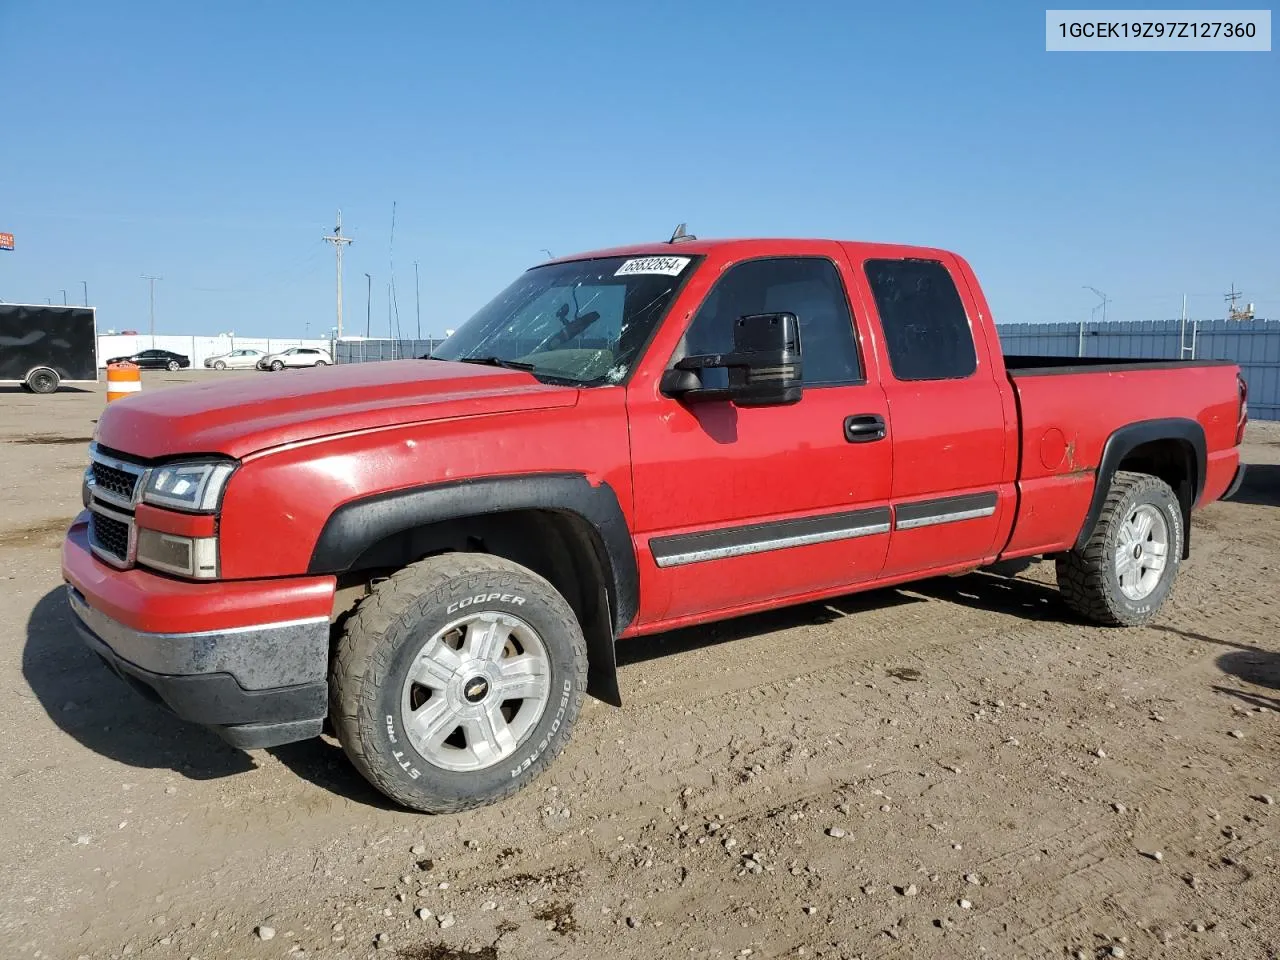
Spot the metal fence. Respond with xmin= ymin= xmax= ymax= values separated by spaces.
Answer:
xmin=335 ymin=339 xmax=444 ymax=363
xmin=997 ymin=319 xmax=1280 ymax=421
xmin=338 ymin=321 xmax=1280 ymax=422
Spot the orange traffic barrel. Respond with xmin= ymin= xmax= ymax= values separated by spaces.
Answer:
xmin=106 ymin=361 xmax=142 ymax=402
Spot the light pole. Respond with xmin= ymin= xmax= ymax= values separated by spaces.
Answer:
xmin=80 ymin=281 xmax=88 ymax=306
xmin=414 ymin=260 xmax=421 ymax=340
xmin=1083 ymin=285 xmax=1109 ymax=324
xmin=540 ymin=248 xmax=555 ymax=260
xmin=142 ymin=274 xmax=162 ymax=344
xmin=61 ymin=289 xmax=67 ymax=305
xmin=364 ymin=272 xmax=372 ymax=338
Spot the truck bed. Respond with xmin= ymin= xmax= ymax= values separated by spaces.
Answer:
xmin=999 ymin=357 xmax=1242 ymax=560
xmin=1004 ymin=354 xmax=1236 ymax=376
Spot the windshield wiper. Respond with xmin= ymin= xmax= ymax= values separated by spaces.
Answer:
xmin=430 ymin=353 xmax=581 ymax=386
xmin=453 ymin=356 xmax=537 ymax=372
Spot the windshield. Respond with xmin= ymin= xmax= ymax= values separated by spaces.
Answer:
xmin=431 ymin=255 xmax=698 ymax=385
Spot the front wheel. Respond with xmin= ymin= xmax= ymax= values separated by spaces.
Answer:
xmin=331 ymin=554 xmax=587 ymax=813
xmin=1056 ymin=470 xmax=1183 ymax=626
xmin=270 ymin=360 xmax=284 ymax=371
xmin=213 ymin=360 xmax=227 ymax=370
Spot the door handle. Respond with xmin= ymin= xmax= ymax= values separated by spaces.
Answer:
xmin=843 ymin=414 xmax=886 ymax=443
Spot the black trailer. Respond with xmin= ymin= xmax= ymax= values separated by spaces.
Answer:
xmin=0 ymin=304 xmax=97 ymax=394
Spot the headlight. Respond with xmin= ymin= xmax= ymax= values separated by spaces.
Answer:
xmin=142 ymin=461 xmax=236 ymax=512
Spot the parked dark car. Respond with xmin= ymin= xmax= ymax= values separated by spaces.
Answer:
xmin=105 ymin=349 xmax=191 ymax=371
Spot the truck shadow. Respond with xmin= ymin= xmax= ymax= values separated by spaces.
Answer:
xmin=1229 ymin=463 xmax=1280 ymax=507
xmin=22 ymin=587 xmax=255 ymax=779
xmin=616 ymin=568 xmax=1071 ymax=668
xmin=21 ymin=586 xmax=412 ymax=807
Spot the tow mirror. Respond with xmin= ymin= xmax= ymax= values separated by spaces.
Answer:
xmin=662 ymin=312 xmax=803 ymax=407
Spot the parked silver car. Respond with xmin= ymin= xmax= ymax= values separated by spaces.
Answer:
xmin=204 ymin=348 xmax=266 ymax=370
xmin=256 ymin=346 xmax=333 ymax=371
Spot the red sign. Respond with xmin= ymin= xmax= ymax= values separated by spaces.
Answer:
xmin=0 ymin=233 xmax=13 ymax=251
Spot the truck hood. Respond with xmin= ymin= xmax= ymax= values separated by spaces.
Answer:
xmin=94 ymin=360 xmax=580 ymax=459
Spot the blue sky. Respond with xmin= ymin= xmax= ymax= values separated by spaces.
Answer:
xmin=1 ymin=1 xmax=1275 ymax=337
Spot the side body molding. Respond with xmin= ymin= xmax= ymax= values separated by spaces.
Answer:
xmin=1075 ymin=417 xmax=1206 ymax=556
xmin=308 ymin=473 xmax=640 ymax=637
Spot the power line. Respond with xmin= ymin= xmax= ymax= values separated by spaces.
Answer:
xmin=389 ymin=201 xmax=402 ymax=340
xmin=322 ymin=209 xmax=354 ymax=339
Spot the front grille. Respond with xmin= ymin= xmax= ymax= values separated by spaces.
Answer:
xmin=90 ymin=511 xmax=131 ymax=562
xmin=92 ymin=461 xmax=140 ymax=502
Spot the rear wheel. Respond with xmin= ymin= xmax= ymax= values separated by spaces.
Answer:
xmin=26 ymin=367 xmax=60 ymax=394
xmin=166 ymin=360 xmax=179 ymax=371
xmin=314 ymin=359 xmax=328 ymax=366
xmin=331 ymin=554 xmax=587 ymax=813
xmin=1056 ymin=470 xmax=1183 ymax=626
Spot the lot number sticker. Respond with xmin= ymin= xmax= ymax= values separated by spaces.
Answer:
xmin=615 ymin=256 xmax=690 ymax=277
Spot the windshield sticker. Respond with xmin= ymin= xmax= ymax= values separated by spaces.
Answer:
xmin=614 ymin=256 xmax=690 ymax=277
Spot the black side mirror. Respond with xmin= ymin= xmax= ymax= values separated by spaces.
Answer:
xmin=663 ymin=312 xmax=803 ymax=407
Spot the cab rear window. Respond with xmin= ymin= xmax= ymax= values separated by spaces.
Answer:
xmin=865 ymin=259 xmax=977 ymax=381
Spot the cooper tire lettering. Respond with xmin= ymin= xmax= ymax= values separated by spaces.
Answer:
xmin=447 ymin=592 xmax=528 ymax=614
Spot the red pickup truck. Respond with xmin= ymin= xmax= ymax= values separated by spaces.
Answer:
xmin=63 ymin=237 xmax=1247 ymax=813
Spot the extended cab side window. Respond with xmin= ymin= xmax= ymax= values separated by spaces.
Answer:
xmin=864 ymin=259 xmax=977 ymax=381
xmin=681 ymin=257 xmax=861 ymax=387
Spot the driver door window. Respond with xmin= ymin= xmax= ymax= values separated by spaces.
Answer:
xmin=681 ymin=257 xmax=862 ymax=388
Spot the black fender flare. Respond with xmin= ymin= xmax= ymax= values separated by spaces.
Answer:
xmin=1075 ymin=417 xmax=1206 ymax=556
xmin=308 ymin=473 xmax=638 ymax=703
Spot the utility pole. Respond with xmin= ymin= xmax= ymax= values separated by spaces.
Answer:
xmin=61 ymin=289 xmax=67 ymax=305
xmin=141 ymin=274 xmax=162 ymax=344
xmin=80 ymin=280 xmax=88 ymax=306
xmin=414 ymin=260 xmax=421 ymax=339
xmin=322 ymin=209 xmax=354 ymax=340
xmin=1083 ymin=285 xmax=1109 ymax=324
xmin=364 ymin=272 xmax=372 ymax=337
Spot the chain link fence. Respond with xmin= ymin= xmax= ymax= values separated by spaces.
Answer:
xmin=997 ymin=319 xmax=1278 ymax=420
xmin=335 ymin=339 xmax=444 ymax=363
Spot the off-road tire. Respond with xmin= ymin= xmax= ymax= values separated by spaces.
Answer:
xmin=26 ymin=367 xmax=60 ymax=394
xmin=331 ymin=553 xmax=588 ymax=813
xmin=1056 ymin=471 xmax=1183 ymax=626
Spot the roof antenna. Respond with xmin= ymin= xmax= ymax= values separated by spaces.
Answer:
xmin=668 ymin=222 xmax=696 ymax=244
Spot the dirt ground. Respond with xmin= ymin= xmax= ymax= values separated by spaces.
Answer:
xmin=1 ymin=372 xmax=1277 ymax=960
